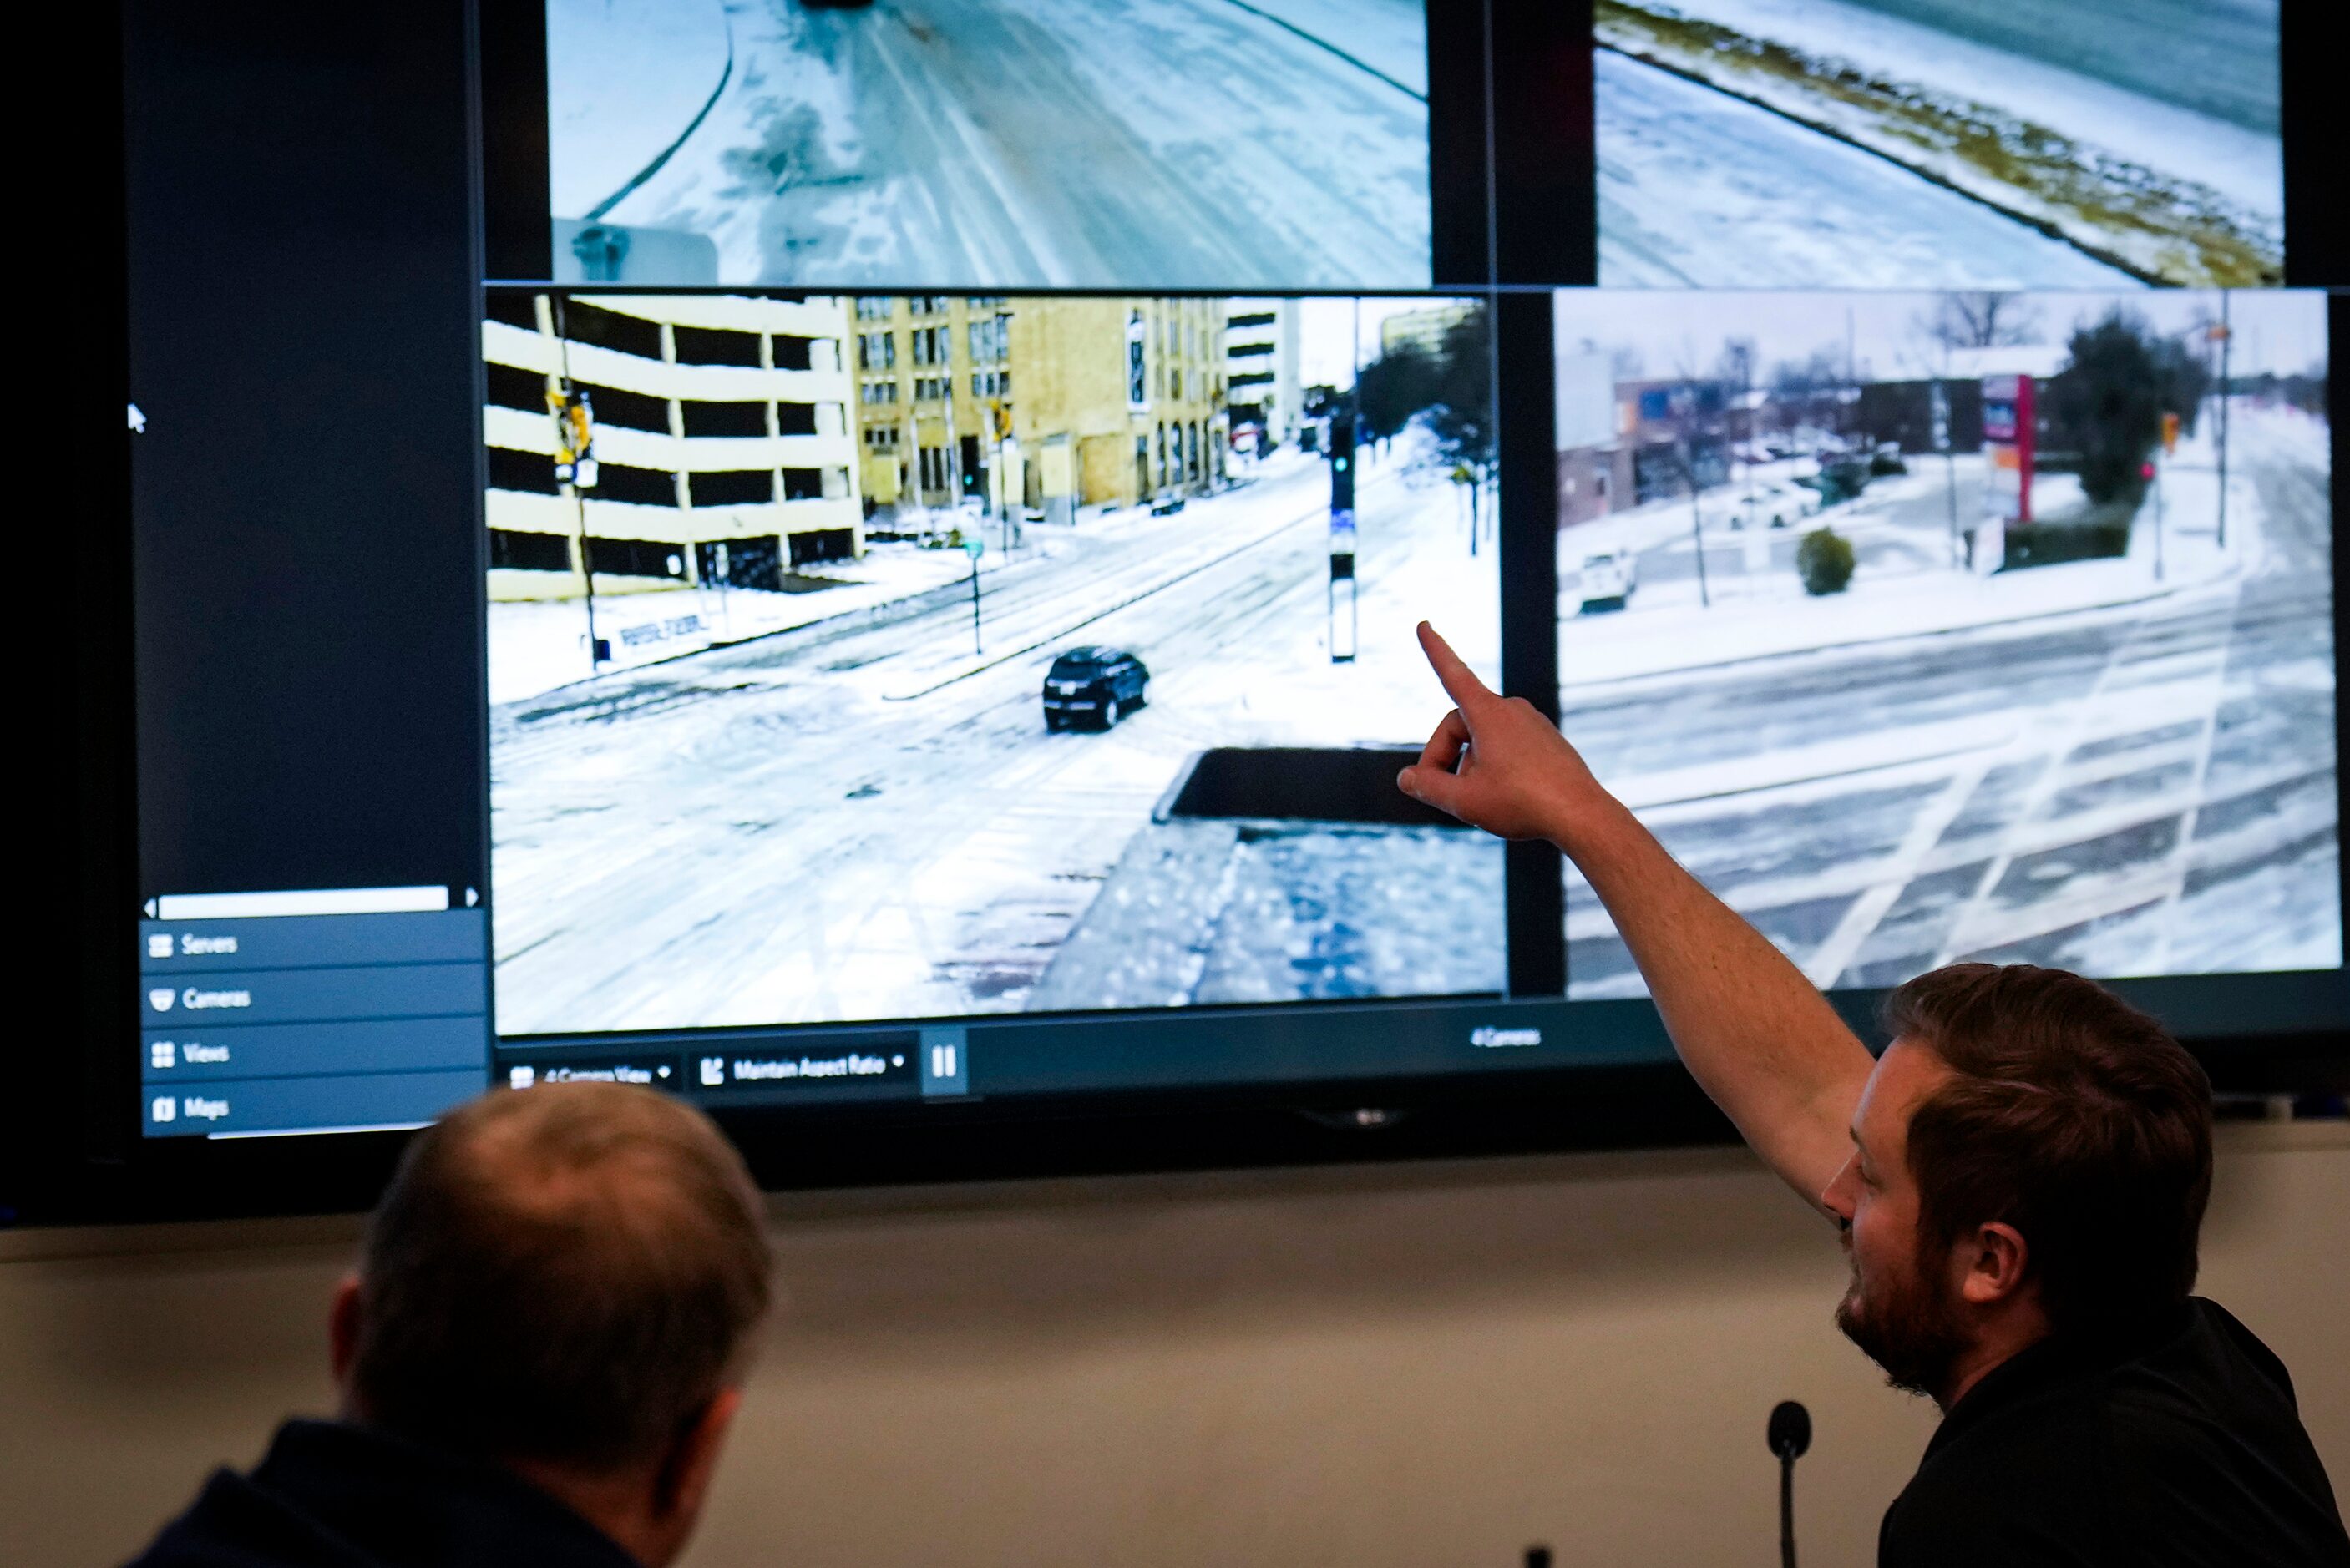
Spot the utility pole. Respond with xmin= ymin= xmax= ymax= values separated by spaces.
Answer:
xmin=965 ymin=535 xmax=984 ymax=655
xmin=1932 ymin=377 xmax=1957 ymax=567
xmin=945 ymin=317 xmax=963 ymax=522
xmin=2155 ymin=455 xmax=2165 ymax=583
xmin=1685 ymin=442 xmax=1710 ymax=609
xmin=2216 ymin=291 xmax=2231 ymax=549
xmin=1845 ymin=305 xmax=1857 ymax=446
xmin=550 ymin=296 xmax=603 ymax=675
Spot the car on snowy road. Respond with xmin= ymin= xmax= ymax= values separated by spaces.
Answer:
xmin=1043 ymin=647 xmax=1150 ymax=731
xmin=1576 ymin=549 xmax=1638 ymax=613
xmin=1741 ymin=481 xmax=1821 ymax=530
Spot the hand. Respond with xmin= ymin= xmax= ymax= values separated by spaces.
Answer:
xmin=1397 ymin=622 xmax=1615 ymax=847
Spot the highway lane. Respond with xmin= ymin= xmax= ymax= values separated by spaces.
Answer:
xmin=1836 ymin=0 xmax=2280 ymax=134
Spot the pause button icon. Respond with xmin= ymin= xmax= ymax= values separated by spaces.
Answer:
xmin=929 ymin=1043 xmax=957 ymax=1080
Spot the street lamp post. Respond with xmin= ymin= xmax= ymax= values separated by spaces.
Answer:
xmin=965 ymin=534 xmax=984 ymax=655
xmin=2216 ymin=292 xmax=2231 ymax=549
xmin=1681 ymin=440 xmax=1710 ymax=609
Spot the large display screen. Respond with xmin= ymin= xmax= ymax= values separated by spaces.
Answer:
xmin=1555 ymin=287 xmax=2336 ymax=991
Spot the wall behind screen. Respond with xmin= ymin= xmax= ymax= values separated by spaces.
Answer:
xmin=4 ymin=1125 xmax=2343 ymax=1567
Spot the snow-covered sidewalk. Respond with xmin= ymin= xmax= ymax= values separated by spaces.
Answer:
xmin=491 ymin=543 xmax=980 ymax=706
xmin=489 ymin=447 xmax=1394 ymax=706
xmin=1559 ymin=422 xmax=2267 ymax=690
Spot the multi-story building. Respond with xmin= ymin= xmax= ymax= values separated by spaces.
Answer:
xmin=1379 ymin=301 xmax=1479 ymax=360
xmin=1555 ymin=348 xmax=1628 ymax=529
xmin=852 ymin=296 xmax=1228 ymax=528
xmin=482 ymin=293 xmax=858 ymax=599
xmin=1010 ymin=296 xmax=1227 ymax=525
xmin=1224 ymin=300 xmax=1299 ymax=454
xmin=851 ymin=295 xmax=1015 ymax=521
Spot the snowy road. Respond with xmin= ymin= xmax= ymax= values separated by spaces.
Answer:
xmin=1595 ymin=0 xmax=2281 ymax=286
xmin=1835 ymin=0 xmax=2279 ymax=134
xmin=580 ymin=0 xmax=1431 ymax=288
xmin=1593 ymin=53 xmax=2138 ymax=290
xmin=490 ymin=448 xmax=1498 ymax=1034
xmin=1562 ymin=410 xmax=2337 ymax=996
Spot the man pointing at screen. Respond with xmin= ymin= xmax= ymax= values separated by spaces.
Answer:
xmin=1400 ymin=623 xmax=2347 ymax=1565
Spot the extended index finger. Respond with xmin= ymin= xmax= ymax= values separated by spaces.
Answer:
xmin=1416 ymin=621 xmax=1497 ymax=712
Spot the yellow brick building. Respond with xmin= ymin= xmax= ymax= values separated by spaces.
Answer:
xmin=1379 ymin=301 xmax=1478 ymax=360
xmin=851 ymin=295 xmax=1013 ymax=518
xmin=853 ymin=296 xmax=1228 ymax=529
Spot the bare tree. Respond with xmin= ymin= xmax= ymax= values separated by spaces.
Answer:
xmin=1916 ymin=291 xmax=2044 ymax=352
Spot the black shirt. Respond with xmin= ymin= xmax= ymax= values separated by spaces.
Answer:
xmin=1882 ymin=1297 xmax=2348 ymax=1565
xmin=126 ymin=1419 xmax=642 ymax=1568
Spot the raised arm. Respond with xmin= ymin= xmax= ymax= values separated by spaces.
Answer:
xmin=1398 ymin=623 xmax=1871 ymax=1211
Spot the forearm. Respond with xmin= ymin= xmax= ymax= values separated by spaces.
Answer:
xmin=1560 ymin=794 xmax=1873 ymax=1207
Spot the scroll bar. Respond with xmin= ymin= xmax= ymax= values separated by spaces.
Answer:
xmin=152 ymin=885 xmax=453 ymax=920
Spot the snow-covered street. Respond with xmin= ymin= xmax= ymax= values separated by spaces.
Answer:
xmin=489 ymin=443 xmax=1500 ymax=1034
xmin=549 ymin=0 xmax=1431 ymax=288
xmin=1596 ymin=0 xmax=2283 ymax=287
xmin=1561 ymin=404 xmax=2337 ymax=996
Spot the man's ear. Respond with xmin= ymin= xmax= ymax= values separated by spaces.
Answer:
xmin=1957 ymin=1221 xmax=2030 ymax=1307
xmin=652 ymin=1387 xmax=744 ymax=1524
xmin=328 ymin=1273 xmax=365 ymax=1390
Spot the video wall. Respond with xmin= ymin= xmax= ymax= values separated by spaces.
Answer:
xmin=79 ymin=0 xmax=2347 ymax=1176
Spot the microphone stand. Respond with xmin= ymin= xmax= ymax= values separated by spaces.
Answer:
xmin=1768 ymin=1400 xmax=1811 ymax=1568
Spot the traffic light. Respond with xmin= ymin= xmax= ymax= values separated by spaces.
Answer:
xmin=547 ymin=386 xmax=597 ymax=488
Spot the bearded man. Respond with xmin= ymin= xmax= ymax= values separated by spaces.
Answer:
xmin=1400 ymin=624 xmax=2347 ymax=1565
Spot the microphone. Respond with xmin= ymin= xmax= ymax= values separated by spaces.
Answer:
xmin=1769 ymin=1399 xmax=1811 ymax=1461
xmin=1769 ymin=1401 xmax=1811 ymax=1568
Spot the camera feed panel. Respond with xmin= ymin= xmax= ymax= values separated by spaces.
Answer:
xmin=485 ymin=291 xmax=1501 ymax=1037
xmin=1594 ymin=1 xmax=2284 ymax=289
xmin=1553 ymin=287 xmax=2335 ymax=997
xmin=543 ymin=0 xmax=1432 ymax=290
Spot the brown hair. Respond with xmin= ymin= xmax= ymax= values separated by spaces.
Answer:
xmin=352 ymin=1082 xmax=772 ymax=1469
xmin=1884 ymin=963 xmax=2212 ymax=1334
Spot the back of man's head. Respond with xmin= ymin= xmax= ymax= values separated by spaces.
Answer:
xmin=350 ymin=1082 xmax=772 ymax=1471
xmin=1885 ymin=963 xmax=2212 ymax=1335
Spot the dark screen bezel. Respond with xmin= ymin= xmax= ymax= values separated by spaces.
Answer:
xmin=12 ymin=1 xmax=2347 ymax=1232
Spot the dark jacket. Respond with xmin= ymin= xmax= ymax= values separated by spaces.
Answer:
xmin=127 ymin=1419 xmax=642 ymax=1568
xmin=1883 ymin=1298 xmax=2348 ymax=1565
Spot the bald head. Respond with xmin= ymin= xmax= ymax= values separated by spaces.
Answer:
xmin=349 ymin=1083 xmax=772 ymax=1471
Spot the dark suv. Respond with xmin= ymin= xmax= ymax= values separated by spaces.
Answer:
xmin=1042 ymin=646 xmax=1150 ymax=731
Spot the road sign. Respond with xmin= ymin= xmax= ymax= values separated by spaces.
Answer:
xmin=1981 ymin=373 xmax=2034 ymax=526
